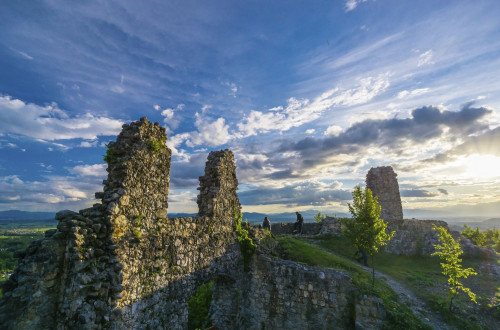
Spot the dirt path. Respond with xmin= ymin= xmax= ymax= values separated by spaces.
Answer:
xmin=306 ymin=239 xmax=451 ymax=330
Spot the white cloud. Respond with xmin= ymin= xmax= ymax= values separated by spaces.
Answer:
xmin=159 ymin=104 xmax=184 ymax=134
xmin=236 ymin=73 xmax=390 ymax=138
xmin=305 ymin=129 xmax=315 ymax=135
xmin=345 ymin=0 xmax=368 ymax=12
xmin=418 ymin=50 xmax=434 ymax=67
xmin=0 ymin=174 xmax=101 ymax=209
xmin=324 ymin=125 xmax=343 ymax=136
xmin=18 ymin=50 xmax=34 ymax=60
xmin=0 ymin=95 xmax=124 ymax=140
xmin=397 ymin=88 xmax=430 ymax=99
xmin=190 ymin=113 xmax=231 ymax=146
xmin=166 ymin=112 xmax=231 ymax=154
xmin=111 ymin=85 xmax=124 ymax=94
xmin=69 ymin=164 xmax=107 ymax=177
xmin=79 ymin=140 xmax=98 ymax=148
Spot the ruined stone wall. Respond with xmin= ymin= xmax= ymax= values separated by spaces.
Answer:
xmin=383 ymin=219 xmax=495 ymax=257
xmin=0 ymin=118 xmax=242 ymax=329
xmin=211 ymin=253 xmax=385 ymax=329
xmin=198 ymin=150 xmax=241 ymax=220
xmin=270 ymin=222 xmax=322 ymax=236
xmin=366 ymin=166 xmax=403 ymax=221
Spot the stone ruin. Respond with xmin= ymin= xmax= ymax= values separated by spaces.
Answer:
xmin=0 ymin=117 xmax=384 ymax=329
xmin=366 ymin=166 xmax=403 ymax=221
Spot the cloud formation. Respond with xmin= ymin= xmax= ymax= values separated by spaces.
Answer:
xmin=0 ymin=95 xmax=123 ymax=141
xmin=239 ymin=180 xmax=351 ymax=206
xmin=271 ymin=103 xmax=491 ymax=178
xmin=236 ymin=74 xmax=390 ymax=138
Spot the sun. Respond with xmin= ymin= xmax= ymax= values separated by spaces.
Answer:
xmin=462 ymin=154 xmax=500 ymax=179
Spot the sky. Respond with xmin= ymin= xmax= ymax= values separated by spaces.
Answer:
xmin=1 ymin=0 xmax=500 ymax=219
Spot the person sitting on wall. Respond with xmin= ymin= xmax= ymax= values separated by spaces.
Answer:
xmin=293 ymin=211 xmax=304 ymax=235
xmin=262 ymin=216 xmax=271 ymax=231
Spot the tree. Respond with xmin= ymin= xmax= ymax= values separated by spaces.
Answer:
xmin=461 ymin=224 xmax=487 ymax=247
xmin=431 ymin=225 xmax=477 ymax=311
xmin=314 ymin=212 xmax=329 ymax=223
xmin=344 ymin=186 xmax=395 ymax=287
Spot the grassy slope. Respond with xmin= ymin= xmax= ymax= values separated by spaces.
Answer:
xmin=310 ymin=235 xmax=500 ymax=330
xmin=277 ymin=237 xmax=431 ymax=329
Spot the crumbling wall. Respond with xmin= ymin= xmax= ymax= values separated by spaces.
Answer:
xmin=366 ymin=166 xmax=403 ymax=221
xmin=383 ymin=219 xmax=495 ymax=258
xmin=198 ymin=150 xmax=241 ymax=219
xmin=270 ymin=222 xmax=322 ymax=236
xmin=0 ymin=118 xmax=242 ymax=329
xmin=211 ymin=253 xmax=385 ymax=329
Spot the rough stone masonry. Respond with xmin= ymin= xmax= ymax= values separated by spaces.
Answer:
xmin=366 ymin=166 xmax=403 ymax=221
xmin=0 ymin=118 xmax=381 ymax=329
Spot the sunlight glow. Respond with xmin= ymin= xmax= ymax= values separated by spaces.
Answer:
xmin=461 ymin=155 xmax=500 ymax=179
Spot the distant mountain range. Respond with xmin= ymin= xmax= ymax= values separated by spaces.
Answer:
xmin=448 ymin=218 xmax=500 ymax=231
xmin=0 ymin=209 xmax=348 ymax=225
xmin=3 ymin=210 xmax=497 ymax=229
xmin=0 ymin=210 xmax=56 ymax=222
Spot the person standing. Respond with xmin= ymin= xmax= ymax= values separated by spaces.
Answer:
xmin=294 ymin=212 xmax=304 ymax=235
xmin=263 ymin=216 xmax=271 ymax=231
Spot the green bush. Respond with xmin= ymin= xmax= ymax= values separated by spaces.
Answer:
xmin=234 ymin=213 xmax=257 ymax=271
xmin=149 ymin=136 xmax=167 ymax=153
xmin=314 ymin=212 xmax=329 ymax=223
xmin=103 ymin=144 xmax=116 ymax=164
xmin=188 ymin=281 xmax=213 ymax=330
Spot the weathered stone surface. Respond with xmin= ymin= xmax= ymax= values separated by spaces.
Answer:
xmin=0 ymin=118 xmax=242 ymax=329
xmin=366 ymin=166 xmax=403 ymax=221
xmin=270 ymin=222 xmax=322 ymax=236
xmin=197 ymin=149 xmax=241 ymax=220
xmin=212 ymin=254 xmax=384 ymax=329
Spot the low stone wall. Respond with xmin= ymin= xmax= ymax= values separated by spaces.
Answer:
xmin=270 ymin=222 xmax=322 ymax=236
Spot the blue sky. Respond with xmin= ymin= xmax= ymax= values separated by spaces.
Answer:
xmin=1 ymin=0 xmax=500 ymax=219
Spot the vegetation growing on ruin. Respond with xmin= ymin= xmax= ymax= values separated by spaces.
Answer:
xmin=234 ymin=212 xmax=256 ymax=271
xmin=103 ymin=144 xmax=117 ymax=163
xmin=314 ymin=212 xmax=329 ymax=223
xmin=462 ymin=224 xmax=500 ymax=251
xmin=344 ymin=186 xmax=395 ymax=287
xmin=149 ymin=136 xmax=167 ymax=152
xmin=187 ymin=281 xmax=213 ymax=330
xmin=432 ymin=225 xmax=477 ymax=311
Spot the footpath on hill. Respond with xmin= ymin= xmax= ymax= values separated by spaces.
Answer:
xmin=304 ymin=239 xmax=452 ymax=330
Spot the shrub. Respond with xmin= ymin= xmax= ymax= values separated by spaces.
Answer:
xmin=103 ymin=144 xmax=116 ymax=164
xmin=234 ymin=212 xmax=256 ymax=271
xmin=187 ymin=281 xmax=213 ymax=330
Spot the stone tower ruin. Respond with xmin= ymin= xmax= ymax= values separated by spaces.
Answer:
xmin=366 ymin=166 xmax=403 ymax=221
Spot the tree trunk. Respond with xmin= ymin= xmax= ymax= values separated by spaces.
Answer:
xmin=371 ymin=254 xmax=375 ymax=288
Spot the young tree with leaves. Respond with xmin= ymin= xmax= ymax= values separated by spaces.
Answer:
xmin=461 ymin=224 xmax=487 ymax=247
xmin=431 ymin=225 xmax=477 ymax=311
xmin=344 ymin=186 xmax=395 ymax=287
xmin=314 ymin=212 xmax=329 ymax=223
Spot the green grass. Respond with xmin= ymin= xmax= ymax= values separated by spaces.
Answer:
xmin=277 ymin=237 xmax=431 ymax=329
xmin=312 ymin=235 xmax=497 ymax=329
